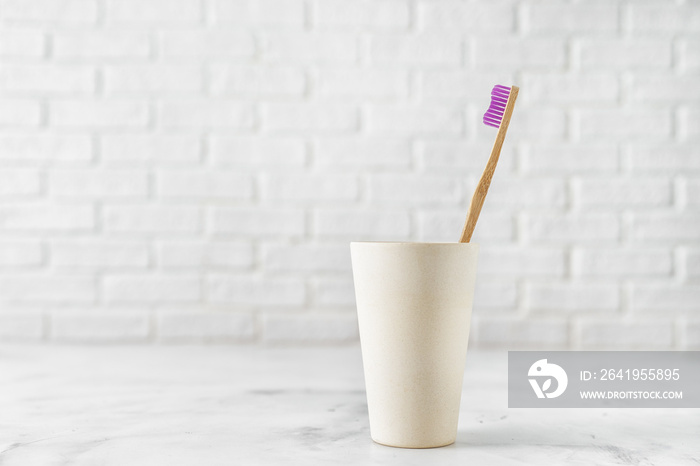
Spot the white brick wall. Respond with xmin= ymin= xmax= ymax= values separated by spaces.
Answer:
xmin=0 ymin=0 xmax=697 ymax=349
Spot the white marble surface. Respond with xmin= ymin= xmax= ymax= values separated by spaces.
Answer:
xmin=1 ymin=345 xmax=698 ymax=465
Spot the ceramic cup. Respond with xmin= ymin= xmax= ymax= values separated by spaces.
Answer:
xmin=350 ymin=242 xmax=479 ymax=449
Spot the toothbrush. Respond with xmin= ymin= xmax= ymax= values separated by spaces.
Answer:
xmin=459 ymin=84 xmax=519 ymax=243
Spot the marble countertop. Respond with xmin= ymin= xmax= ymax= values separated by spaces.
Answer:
xmin=1 ymin=345 xmax=698 ymax=465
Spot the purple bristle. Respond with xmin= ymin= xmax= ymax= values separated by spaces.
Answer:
xmin=483 ymin=84 xmax=511 ymax=128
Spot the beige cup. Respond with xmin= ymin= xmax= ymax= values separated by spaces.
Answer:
xmin=350 ymin=242 xmax=479 ymax=449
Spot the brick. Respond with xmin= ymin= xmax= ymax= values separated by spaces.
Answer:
xmin=685 ymin=248 xmax=700 ymax=279
xmin=209 ymin=0 xmax=247 ymax=21
xmin=159 ymin=101 xmax=254 ymax=129
xmin=157 ymin=312 xmax=255 ymax=342
xmin=487 ymin=177 xmax=566 ymax=207
xmin=430 ymin=138 xmax=494 ymax=171
xmin=476 ymin=38 xmax=565 ymax=69
xmin=50 ymin=170 xmax=148 ymax=198
xmin=368 ymin=105 xmax=463 ymax=134
xmin=314 ymin=210 xmax=411 ymax=240
xmin=263 ymin=32 xmax=357 ymax=63
xmin=157 ymin=241 xmax=253 ymax=269
xmin=370 ymin=34 xmax=462 ymax=65
xmin=688 ymin=179 xmax=700 ymax=207
xmin=629 ymin=4 xmax=700 ymax=32
xmin=0 ymin=240 xmax=42 ymax=266
xmin=315 ymin=138 xmax=411 ymax=169
xmin=51 ymin=101 xmax=148 ymax=128
xmin=681 ymin=107 xmax=700 ymax=141
xmin=681 ymin=39 xmax=700 ymax=72
xmin=262 ymin=174 xmax=358 ymax=201
xmin=577 ymin=109 xmax=671 ymax=140
xmin=210 ymin=137 xmax=305 ymax=169
xmin=0 ymin=135 xmax=92 ymax=164
xmin=263 ymin=313 xmax=358 ymax=343
xmin=683 ymin=321 xmax=700 ymax=349
xmin=242 ymin=0 xmax=304 ymax=26
xmin=579 ymin=322 xmax=673 ymax=349
xmin=525 ymin=213 xmax=619 ymax=243
xmin=157 ymin=171 xmax=253 ymax=199
xmin=524 ymin=4 xmax=617 ymax=33
xmin=478 ymin=247 xmax=565 ymax=277
xmin=263 ymin=103 xmax=357 ymax=132
xmin=572 ymin=248 xmax=672 ymax=277
xmin=210 ymin=208 xmax=305 ymax=236
xmin=0 ymin=169 xmax=41 ymax=197
xmin=368 ymin=174 xmax=461 ymax=203
xmin=417 ymin=211 xmax=513 ymax=242
xmin=417 ymin=141 xmax=515 ymax=173
xmin=264 ymin=244 xmax=350 ymax=273
xmin=0 ymin=100 xmax=41 ymax=127
xmin=105 ymin=65 xmax=202 ymax=93
xmin=313 ymin=277 xmax=355 ymax=307
xmin=578 ymin=39 xmax=671 ymax=69
xmin=477 ymin=319 xmax=568 ymax=348
xmin=0 ymin=0 xmax=97 ymax=22
xmin=207 ymin=276 xmax=305 ymax=306
xmin=263 ymin=313 xmax=359 ymax=344
xmin=0 ymin=65 xmax=94 ymax=93
xmin=628 ymin=144 xmax=700 ymax=172
xmin=315 ymin=0 xmax=409 ymax=30
xmin=104 ymin=206 xmax=200 ymax=233
xmin=160 ymin=31 xmax=254 ymax=58
xmin=53 ymin=32 xmax=150 ymax=59
xmin=631 ymin=214 xmax=700 ymax=241
xmin=507 ymin=107 xmax=567 ymax=140
xmin=0 ymin=205 xmax=93 ymax=231
xmin=52 ymin=312 xmax=150 ymax=342
xmin=418 ymin=1 xmax=514 ymax=32
xmin=521 ymin=143 xmax=618 ymax=174
xmin=0 ymin=30 xmax=44 ymax=57
xmin=473 ymin=279 xmax=517 ymax=310
xmin=51 ymin=240 xmax=148 ymax=268
xmin=470 ymin=212 xmax=516 ymax=243
xmin=106 ymin=0 xmax=201 ymax=22
xmin=631 ymin=285 xmax=700 ymax=313
xmin=317 ymin=69 xmax=408 ymax=99
xmin=631 ymin=76 xmax=700 ymax=102
xmin=574 ymin=178 xmax=672 ymax=208
xmin=523 ymin=73 xmax=618 ymax=103
xmin=101 ymin=135 xmax=200 ymax=165
xmin=0 ymin=313 xmax=43 ymax=341
xmin=421 ymin=71 xmax=511 ymax=102
xmin=212 ymin=0 xmax=304 ymax=26
xmin=209 ymin=65 xmax=304 ymax=97
xmin=0 ymin=276 xmax=94 ymax=302
xmin=526 ymin=283 xmax=619 ymax=312
xmin=104 ymin=276 xmax=200 ymax=303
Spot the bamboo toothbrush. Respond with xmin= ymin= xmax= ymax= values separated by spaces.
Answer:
xmin=459 ymin=84 xmax=519 ymax=243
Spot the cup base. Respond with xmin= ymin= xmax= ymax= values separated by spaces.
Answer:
xmin=371 ymin=437 xmax=456 ymax=449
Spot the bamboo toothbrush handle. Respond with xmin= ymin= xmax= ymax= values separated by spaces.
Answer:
xmin=459 ymin=86 xmax=519 ymax=243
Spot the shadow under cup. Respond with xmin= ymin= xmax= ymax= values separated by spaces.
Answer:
xmin=350 ymin=242 xmax=479 ymax=449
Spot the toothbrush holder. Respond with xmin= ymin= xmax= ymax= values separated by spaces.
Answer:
xmin=350 ymin=242 xmax=479 ymax=448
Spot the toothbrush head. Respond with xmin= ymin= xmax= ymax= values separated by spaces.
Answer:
xmin=483 ymin=85 xmax=512 ymax=128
